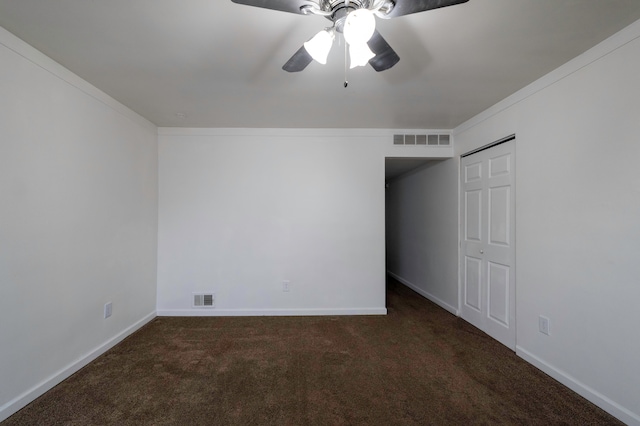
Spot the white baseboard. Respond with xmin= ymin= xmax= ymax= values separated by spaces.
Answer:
xmin=0 ymin=311 xmax=156 ymax=423
xmin=516 ymin=346 xmax=640 ymax=426
xmin=387 ymin=271 xmax=459 ymax=315
xmin=157 ymin=307 xmax=387 ymax=317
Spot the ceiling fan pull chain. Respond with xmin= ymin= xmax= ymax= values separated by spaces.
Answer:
xmin=344 ymin=41 xmax=349 ymax=88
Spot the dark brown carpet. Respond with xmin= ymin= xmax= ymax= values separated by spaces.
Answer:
xmin=4 ymin=279 xmax=622 ymax=425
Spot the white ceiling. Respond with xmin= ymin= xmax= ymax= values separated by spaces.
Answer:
xmin=1 ymin=0 xmax=640 ymax=129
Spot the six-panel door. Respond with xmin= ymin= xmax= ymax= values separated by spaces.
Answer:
xmin=461 ymin=140 xmax=516 ymax=350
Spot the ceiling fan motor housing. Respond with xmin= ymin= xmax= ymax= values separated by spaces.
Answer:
xmin=314 ymin=0 xmax=395 ymax=30
xmin=319 ymin=0 xmax=372 ymax=13
xmin=316 ymin=0 xmax=370 ymax=31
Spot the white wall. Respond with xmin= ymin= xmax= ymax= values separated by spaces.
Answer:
xmin=157 ymin=128 xmax=452 ymax=316
xmin=452 ymin=20 xmax=640 ymax=425
xmin=0 ymin=27 xmax=158 ymax=421
xmin=385 ymin=159 xmax=459 ymax=314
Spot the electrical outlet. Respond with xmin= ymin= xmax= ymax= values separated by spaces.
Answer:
xmin=282 ymin=280 xmax=291 ymax=292
xmin=104 ymin=302 xmax=113 ymax=319
xmin=539 ymin=315 xmax=550 ymax=335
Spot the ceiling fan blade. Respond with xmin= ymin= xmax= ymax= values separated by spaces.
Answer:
xmin=368 ymin=30 xmax=400 ymax=72
xmin=381 ymin=0 xmax=469 ymax=18
xmin=231 ymin=0 xmax=317 ymax=15
xmin=283 ymin=46 xmax=313 ymax=72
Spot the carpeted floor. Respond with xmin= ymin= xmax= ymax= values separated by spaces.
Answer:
xmin=4 ymin=278 xmax=622 ymax=425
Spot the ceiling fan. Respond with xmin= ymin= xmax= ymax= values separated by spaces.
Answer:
xmin=231 ymin=0 xmax=469 ymax=74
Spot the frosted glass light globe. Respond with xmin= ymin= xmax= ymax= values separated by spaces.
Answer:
xmin=343 ymin=8 xmax=376 ymax=45
xmin=304 ymin=29 xmax=335 ymax=65
xmin=349 ymin=42 xmax=376 ymax=68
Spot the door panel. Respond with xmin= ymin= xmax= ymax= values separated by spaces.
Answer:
xmin=460 ymin=139 xmax=516 ymax=350
xmin=465 ymin=190 xmax=482 ymax=242
xmin=489 ymin=186 xmax=510 ymax=246
xmin=489 ymin=153 xmax=511 ymax=177
xmin=464 ymin=256 xmax=482 ymax=311
xmin=488 ymin=261 xmax=509 ymax=326
xmin=465 ymin=161 xmax=482 ymax=182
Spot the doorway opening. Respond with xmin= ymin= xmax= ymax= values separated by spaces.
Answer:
xmin=384 ymin=157 xmax=459 ymax=315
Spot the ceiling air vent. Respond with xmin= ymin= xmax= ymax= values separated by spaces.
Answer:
xmin=393 ymin=134 xmax=451 ymax=146
xmin=193 ymin=293 xmax=215 ymax=308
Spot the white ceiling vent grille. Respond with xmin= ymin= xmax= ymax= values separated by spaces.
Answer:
xmin=193 ymin=293 xmax=215 ymax=308
xmin=393 ymin=134 xmax=451 ymax=146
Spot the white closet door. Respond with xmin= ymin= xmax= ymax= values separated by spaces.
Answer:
xmin=461 ymin=139 xmax=516 ymax=350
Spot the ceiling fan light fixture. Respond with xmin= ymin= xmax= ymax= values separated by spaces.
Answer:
xmin=234 ymin=0 xmax=470 ymax=74
xmin=343 ymin=8 xmax=376 ymax=45
xmin=303 ymin=28 xmax=335 ymax=65
xmin=349 ymin=42 xmax=375 ymax=68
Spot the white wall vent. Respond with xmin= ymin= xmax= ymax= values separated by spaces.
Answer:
xmin=393 ymin=134 xmax=451 ymax=146
xmin=193 ymin=293 xmax=215 ymax=308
